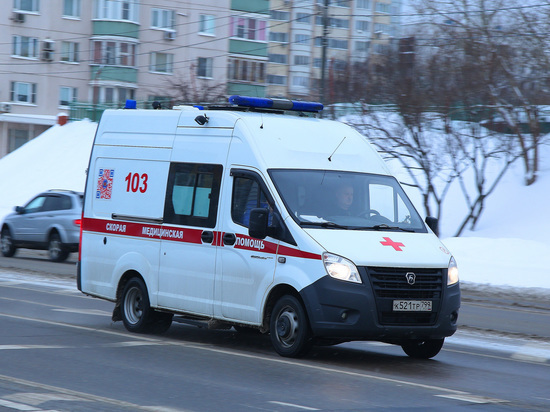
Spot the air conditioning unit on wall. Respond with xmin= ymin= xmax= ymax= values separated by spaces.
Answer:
xmin=164 ymin=31 xmax=176 ymax=40
xmin=0 ymin=103 xmax=12 ymax=113
xmin=42 ymin=39 xmax=55 ymax=61
xmin=12 ymin=12 xmax=25 ymax=23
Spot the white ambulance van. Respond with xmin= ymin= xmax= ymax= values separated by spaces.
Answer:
xmin=78 ymin=96 xmax=460 ymax=358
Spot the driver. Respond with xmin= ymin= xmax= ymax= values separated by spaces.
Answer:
xmin=328 ymin=184 xmax=354 ymax=216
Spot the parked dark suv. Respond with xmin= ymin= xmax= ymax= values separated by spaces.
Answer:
xmin=1 ymin=190 xmax=83 ymax=262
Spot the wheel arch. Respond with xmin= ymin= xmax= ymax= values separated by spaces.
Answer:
xmin=112 ymin=269 xmax=145 ymax=322
xmin=262 ymin=283 xmax=305 ymax=332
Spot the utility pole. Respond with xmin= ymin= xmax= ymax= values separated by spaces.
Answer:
xmin=319 ymin=0 xmax=329 ymax=117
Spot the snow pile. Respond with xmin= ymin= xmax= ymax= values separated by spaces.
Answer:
xmin=0 ymin=119 xmax=548 ymax=292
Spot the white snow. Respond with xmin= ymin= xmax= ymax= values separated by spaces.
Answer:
xmin=0 ymin=119 xmax=548 ymax=293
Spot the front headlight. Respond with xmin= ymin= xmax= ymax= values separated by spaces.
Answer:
xmin=323 ymin=252 xmax=361 ymax=283
xmin=448 ymin=256 xmax=459 ymax=286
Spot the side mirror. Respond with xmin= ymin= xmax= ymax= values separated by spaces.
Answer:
xmin=15 ymin=206 xmax=24 ymax=214
xmin=249 ymin=208 xmax=268 ymax=239
xmin=425 ymin=216 xmax=439 ymax=237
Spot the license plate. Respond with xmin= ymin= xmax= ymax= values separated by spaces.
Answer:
xmin=393 ymin=300 xmax=432 ymax=312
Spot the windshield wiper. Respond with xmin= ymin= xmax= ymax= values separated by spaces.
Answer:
xmin=299 ymin=221 xmax=349 ymax=229
xmin=352 ymin=224 xmax=415 ymax=232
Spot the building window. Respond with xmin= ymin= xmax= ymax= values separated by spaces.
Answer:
xmin=270 ymin=10 xmax=289 ymax=21
xmin=356 ymin=20 xmax=369 ymax=32
xmin=94 ymin=0 xmax=138 ymax=22
xmin=294 ymin=55 xmax=309 ymax=66
xmin=197 ymin=57 xmax=213 ymax=78
xmin=10 ymin=81 xmax=37 ymax=104
xmin=150 ymin=52 xmax=173 ymax=73
xmin=199 ymin=14 xmax=215 ymax=35
xmin=292 ymin=76 xmax=309 ymax=88
xmin=296 ymin=13 xmax=310 ymax=24
xmin=330 ymin=39 xmax=348 ymax=49
xmin=63 ymin=0 xmax=80 ymax=17
xmin=14 ymin=0 xmax=39 ymax=12
xmin=268 ymin=54 xmax=287 ymax=64
xmin=59 ymin=86 xmax=78 ymax=106
xmin=355 ymin=40 xmax=370 ymax=52
xmin=269 ymin=32 xmax=288 ymax=43
xmin=267 ymin=74 xmax=286 ymax=85
xmin=61 ymin=41 xmax=79 ymax=62
xmin=374 ymin=23 xmax=389 ymax=35
xmin=375 ymin=2 xmax=390 ymax=13
xmin=228 ymin=58 xmax=265 ymax=83
xmin=316 ymin=17 xmax=349 ymax=28
xmin=92 ymin=86 xmax=135 ymax=104
xmin=12 ymin=36 xmax=39 ymax=58
xmin=333 ymin=0 xmax=350 ymax=6
xmin=357 ymin=0 xmax=370 ymax=9
xmin=151 ymin=8 xmax=175 ymax=30
xmin=8 ymin=129 xmax=29 ymax=153
xmin=92 ymin=40 xmax=136 ymax=66
xmin=295 ymin=34 xmax=310 ymax=45
xmin=230 ymin=17 xmax=267 ymax=41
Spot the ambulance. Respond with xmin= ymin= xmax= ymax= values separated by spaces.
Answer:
xmin=78 ymin=96 xmax=460 ymax=358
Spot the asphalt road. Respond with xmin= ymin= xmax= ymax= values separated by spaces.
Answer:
xmin=1 ymin=249 xmax=549 ymax=341
xmin=1 ymin=271 xmax=550 ymax=411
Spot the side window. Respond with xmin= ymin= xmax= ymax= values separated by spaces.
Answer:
xmin=163 ymin=163 xmax=222 ymax=228
xmin=24 ymin=196 xmax=46 ymax=213
xmin=232 ymin=176 xmax=273 ymax=228
xmin=42 ymin=195 xmax=72 ymax=212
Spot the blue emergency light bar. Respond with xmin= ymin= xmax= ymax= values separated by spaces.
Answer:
xmin=229 ymin=95 xmax=323 ymax=113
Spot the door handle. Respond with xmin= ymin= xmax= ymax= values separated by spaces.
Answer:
xmin=223 ymin=233 xmax=236 ymax=246
xmin=201 ymin=231 xmax=214 ymax=244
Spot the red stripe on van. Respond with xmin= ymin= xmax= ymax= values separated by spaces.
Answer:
xmin=277 ymin=244 xmax=322 ymax=260
xmin=81 ymin=218 xmax=321 ymax=260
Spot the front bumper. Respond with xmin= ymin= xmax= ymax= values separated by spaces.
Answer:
xmin=299 ymin=269 xmax=460 ymax=342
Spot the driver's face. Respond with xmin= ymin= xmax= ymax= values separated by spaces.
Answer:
xmin=337 ymin=186 xmax=353 ymax=210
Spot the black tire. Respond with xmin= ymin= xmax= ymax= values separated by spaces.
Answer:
xmin=121 ymin=277 xmax=172 ymax=334
xmin=48 ymin=232 xmax=69 ymax=262
xmin=1 ymin=227 xmax=16 ymax=257
xmin=270 ymin=295 xmax=312 ymax=358
xmin=148 ymin=311 xmax=173 ymax=334
xmin=401 ymin=338 xmax=444 ymax=359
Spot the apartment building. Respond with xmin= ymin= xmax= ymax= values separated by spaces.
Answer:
xmin=227 ymin=0 xmax=270 ymax=97
xmin=0 ymin=0 xmax=229 ymax=158
xmin=266 ymin=0 xmax=402 ymax=100
xmin=1 ymin=0 xmax=402 ymax=159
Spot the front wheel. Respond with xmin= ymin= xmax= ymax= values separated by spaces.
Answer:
xmin=1 ymin=227 xmax=16 ymax=257
xmin=270 ymin=295 xmax=312 ymax=358
xmin=401 ymin=338 xmax=444 ymax=359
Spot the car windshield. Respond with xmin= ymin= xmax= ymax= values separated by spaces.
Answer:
xmin=269 ymin=169 xmax=427 ymax=232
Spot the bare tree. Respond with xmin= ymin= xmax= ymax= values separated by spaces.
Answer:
xmin=410 ymin=0 xmax=550 ymax=185
xmin=449 ymin=121 xmax=520 ymax=235
xmin=155 ymin=65 xmax=227 ymax=106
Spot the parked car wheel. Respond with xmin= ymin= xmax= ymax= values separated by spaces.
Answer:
xmin=48 ymin=232 xmax=69 ymax=262
xmin=1 ymin=227 xmax=17 ymax=257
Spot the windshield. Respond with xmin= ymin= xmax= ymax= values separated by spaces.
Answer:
xmin=269 ymin=170 xmax=427 ymax=232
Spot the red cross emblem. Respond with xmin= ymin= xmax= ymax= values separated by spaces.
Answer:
xmin=380 ymin=237 xmax=405 ymax=251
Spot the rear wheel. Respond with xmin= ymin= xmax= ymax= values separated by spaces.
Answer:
xmin=401 ymin=338 xmax=444 ymax=359
xmin=1 ymin=227 xmax=16 ymax=257
xmin=270 ymin=295 xmax=312 ymax=358
xmin=48 ymin=232 xmax=68 ymax=262
xmin=121 ymin=277 xmax=172 ymax=334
